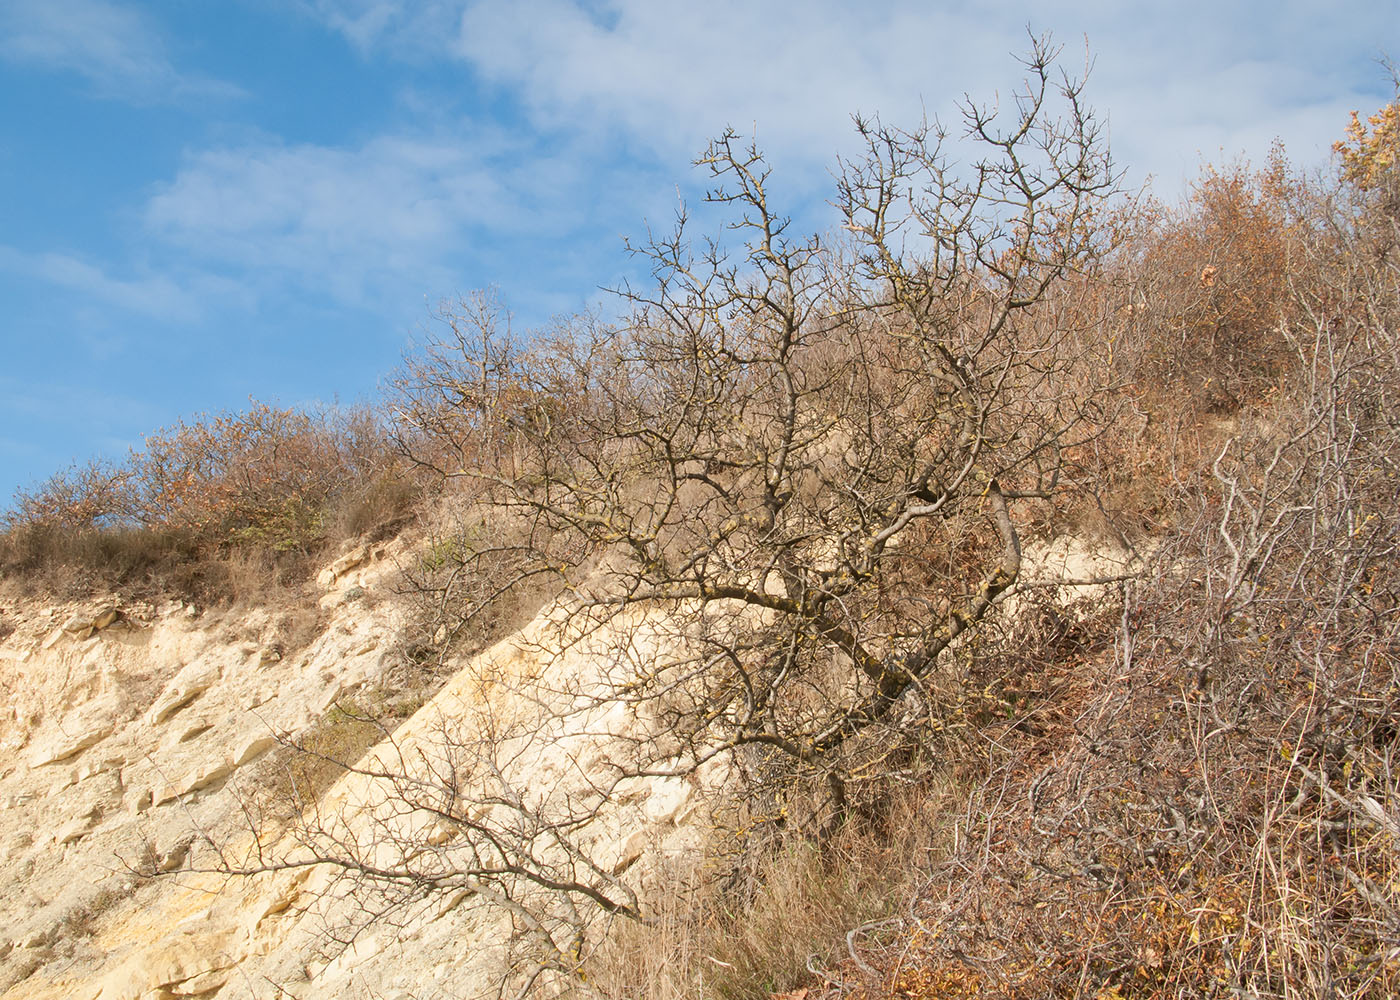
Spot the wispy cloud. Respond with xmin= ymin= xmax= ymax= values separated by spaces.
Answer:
xmin=296 ymin=0 xmax=462 ymax=55
xmin=0 ymin=245 xmax=201 ymax=321
xmin=0 ymin=0 xmax=241 ymax=102
xmin=142 ymin=127 xmax=604 ymax=306
xmin=448 ymin=0 xmax=1396 ymax=189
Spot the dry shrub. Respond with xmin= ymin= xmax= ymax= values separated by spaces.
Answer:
xmin=0 ymin=400 xmax=423 ymax=602
xmin=1113 ymin=152 xmax=1303 ymax=417
xmin=391 ymin=492 xmax=565 ymax=672
xmin=836 ymin=140 xmax=1400 ymax=1000
xmin=248 ymin=698 xmax=396 ymax=828
xmin=586 ymin=776 xmax=961 ymax=1000
xmin=122 ymin=400 xmax=409 ymax=551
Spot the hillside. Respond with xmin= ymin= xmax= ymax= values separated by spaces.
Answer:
xmin=1 ymin=59 xmax=1398 ymax=1000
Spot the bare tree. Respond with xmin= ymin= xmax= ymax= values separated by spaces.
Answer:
xmin=192 ymin=38 xmax=1122 ymax=998
xmin=399 ymin=35 xmax=1117 ymax=794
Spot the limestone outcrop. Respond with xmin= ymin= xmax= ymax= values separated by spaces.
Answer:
xmin=0 ymin=539 xmax=720 ymax=999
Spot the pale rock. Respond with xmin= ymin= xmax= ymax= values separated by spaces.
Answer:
xmin=317 ymin=933 xmax=385 ymax=980
xmin=163 ymin=718 xmax=213 ymax=748
xmin=313 ymin=682 xmax=351 ymax=715
xmin=170 ymin=967 xmax=232 ymax=995
xmin=146 ymin=661 xmax=220 ymax=725
xmin=157 ymin=836 xmax=193 ymax=873
xmin=424 ymin=821 xmax=457 ymax=847
xmin=124 ymin=786 xmax=152 ymax=815
xmin=6 ymin=831 xmax=32 ymax=851
xmin=98 ymin=935 xmax=235 ymax=1000
xmin=0 ymin=547 xmax=730 ymax=1000
xmin=28 ymin=716 xmax=115 ymax=768
xmin=55 ymin=814 xmax=96 ymax=846
xmin=250 ymin=684 xmax=279 ymax=707
xmin=176 ymin=759 xmax=234 ymax=798
xmin=18 ymin=925 xmax=55 ymax=949
xmin=428 ymin=887 xmax=473 ymax=921
xmin=243 ymin=868 xmax=312 ymax=938
xmin=317 ymin=544 xmax=370 ymax=589
xmin=76 ymin=756 xmax=124 ymax=783
xmin=50 ymin=768 xmax=80 ymax=794
xmin=231 ymin=732 xmax=277 ymax=767
xmin=196 ymin=757 xmax=235 ymax=787
xmin=611 ymin=829 xmax=648 ymax=874
xmin=176 ymin=906 xmax=215 ymax=931
xmin=642 ymin=776 xmax=691 ymax=825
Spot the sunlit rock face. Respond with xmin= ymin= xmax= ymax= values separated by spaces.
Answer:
xmin=0 ymin=539 xmax=719 ymax=1000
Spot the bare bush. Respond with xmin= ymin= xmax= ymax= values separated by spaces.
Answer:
xmin=195 ymin=38 xmax=1129 ymax=998
xmin=0 ymin=400 xmax=419 ymax=599
xmin=836 ymin=109 xmax=1400 ymax=1000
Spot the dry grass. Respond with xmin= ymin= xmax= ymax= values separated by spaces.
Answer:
xmin=585 ymin=776 xmax=962 ymax=1000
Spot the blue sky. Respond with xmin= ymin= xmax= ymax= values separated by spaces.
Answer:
xmin=1 ymin=0 xmax=1396 ymax=509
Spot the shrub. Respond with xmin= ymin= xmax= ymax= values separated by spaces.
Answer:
xmin=0 ymin=400 xmax=422 ymax=600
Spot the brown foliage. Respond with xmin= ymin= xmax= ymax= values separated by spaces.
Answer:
xmin=1115 ymin=152 xmax=1302 ymax=414
xmin=0 ymin=400 xmax=419 ymax=600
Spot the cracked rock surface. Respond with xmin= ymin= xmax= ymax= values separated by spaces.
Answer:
xmin=0 ymin=539 xmax=719 ymax=1000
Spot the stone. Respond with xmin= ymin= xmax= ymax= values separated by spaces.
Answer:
xmin=642 ymin=776 xmax=692 ymax=824
xmin=18 ymin=925 xmax=55 ymax=949
xmin=28 ymin=717 xmax=115 ymax=767
xmin=156 ymin=757 xmax=235 ymax=804
xmin=98 ymin=935 xmax=235 ymax=1000
xmin=317 ymin=544 xmax=371 ymax=589
xmin=125 ymin=786 xmax=152 ymax=815
xmin=180 ymin=759 xmax=234 ymax=795
xmin=611 ymin=830 xmax=648 ymax=875
xmin=231 ymin=732 xmax=278 ymax=767
xmin=157 ymin=837 xmax=193 ymax=873
xmin=55 ymin=814 xmax=96 ymax=846
xmin=164 ymin=718 xmax=213 ymax=747
xmin=170 ymin=967 xmax=232 ymax=995
xmin=146 ymin=661 xmax=220 ymax=725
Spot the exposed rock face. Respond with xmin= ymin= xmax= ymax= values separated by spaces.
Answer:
xmin=0 ymin=543 xmax=719 ymax=999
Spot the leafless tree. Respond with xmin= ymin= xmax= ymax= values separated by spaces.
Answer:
xmin=194 ymin=38 xmax=1125 ymax=998
xmin=403 ymin=34 xmax=1117 ymax=794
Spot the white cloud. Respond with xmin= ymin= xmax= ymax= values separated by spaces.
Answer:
xmin=0 ymin=245 xmax=200 ymax=321
xmin=142 ymin=128 xmax=608 ymax=305
xmin=297 ymin=0 xmax=462 ymax=54
xmin=294 ymin=1 xmax=1400 ymax=202
xmin=0 ymin=0 xmax=240 ymax=101
xmin=448 ymin=0 xmax=1398 ymax=191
